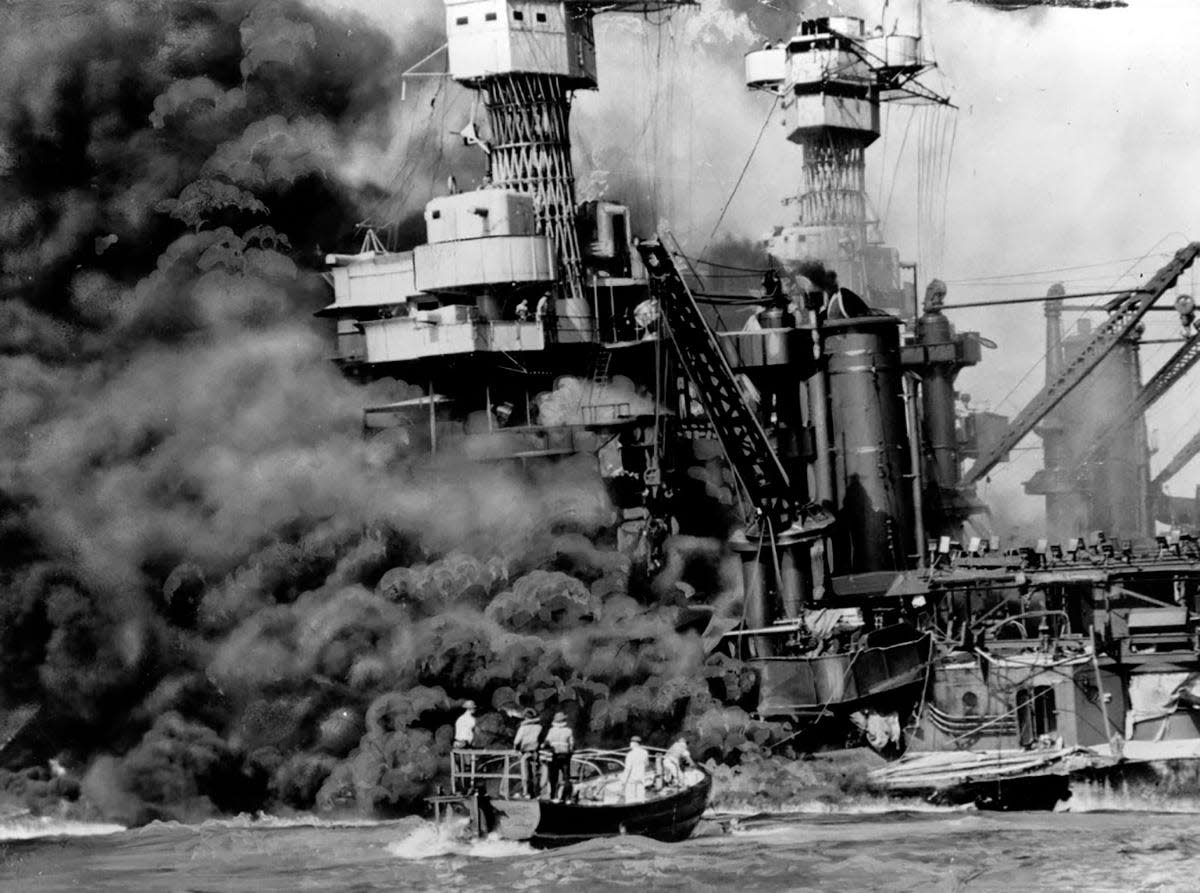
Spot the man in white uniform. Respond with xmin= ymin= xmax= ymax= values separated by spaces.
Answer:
xmin=662 ymin=736 xmax=695 ymax=787
xmin=454 ymin=700 xmax=477 ymax=748
xmin=621 ymin=735 xmax=649 ymax=803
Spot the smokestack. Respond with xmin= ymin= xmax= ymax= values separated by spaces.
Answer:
xmin=823 ymin=317 xmax=917 ymax=575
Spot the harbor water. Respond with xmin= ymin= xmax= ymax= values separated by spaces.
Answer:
xmin=2 ymin=804 xmax=1197 ymax=892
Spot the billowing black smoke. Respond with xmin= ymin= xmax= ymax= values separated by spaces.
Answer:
xmin=0 ymin=1 xmax=787 ymax=825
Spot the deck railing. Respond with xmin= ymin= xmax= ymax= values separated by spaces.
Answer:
xmin=450 ymin=747 xmax=677 ymax=800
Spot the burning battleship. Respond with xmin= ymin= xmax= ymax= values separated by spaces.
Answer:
xmin=318 ymin=1 xmax=1200 ymax=809
xmin=2 ymin=0 xmax=1198 ymax=824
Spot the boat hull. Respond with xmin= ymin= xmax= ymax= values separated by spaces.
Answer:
xmin=870 ymin=748 xmax=1075 ymax=810
xmin=528 ymin=772 xmax=713 ymax=848
xmin=873 ymin=742 xmax=1200 ymax=811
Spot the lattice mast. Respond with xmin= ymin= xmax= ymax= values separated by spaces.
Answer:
xmin=444 ymin=2 xmax=696 ymax=303
xmin=484 ymin=72 xmax=581 ymax=297
xmin=745 ymin=14 xmax=945 ymax=300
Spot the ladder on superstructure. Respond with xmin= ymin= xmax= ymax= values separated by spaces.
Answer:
xmin=581 ymin=348 xmax=614 ymax=424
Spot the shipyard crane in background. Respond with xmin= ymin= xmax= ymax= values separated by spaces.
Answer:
xmin=443 ymin=0 xmax=698 ymax=302
xmin=1065 ymin=326 xmax=1200 ymax=484
xmin=1153 ymin=427 xmax=1200 ymax=526
xmin=960 ymin=243 xmax=1200 ymax=500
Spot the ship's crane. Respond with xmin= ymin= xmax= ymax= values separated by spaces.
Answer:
xmin=961 ymin=243 xmax=1200 ymax=488
xmin=1064 ymin=328 xmax=1200 ymax=481
xmin=636 ymin=238 xmax=832 ymax=633
xmin=636 ymin=239 xmax=831 ymax=536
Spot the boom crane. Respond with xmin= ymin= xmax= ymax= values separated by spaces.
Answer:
xmin=636 ymin=239 xmax=832 ymax=637
xmin=636 ymin=239 xmax=832 ymax=537
xmin=961 ymin=243 xmax=1200 ymax=488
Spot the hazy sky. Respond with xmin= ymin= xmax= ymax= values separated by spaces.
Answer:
xmin=886 ymin=0 xmax=1200 ymax=520
xmin=318 ymin=0 xmax=1200 ymax=527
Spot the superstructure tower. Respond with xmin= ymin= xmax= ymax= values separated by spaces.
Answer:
xmin=745 ymin=15 xmax=946 ymax=309
xmin=445 ymin=2 xmax=695 ymax=302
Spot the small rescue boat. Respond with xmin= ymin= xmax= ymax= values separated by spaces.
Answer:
xmin=440 ymin=747 xmax=712 ymax=848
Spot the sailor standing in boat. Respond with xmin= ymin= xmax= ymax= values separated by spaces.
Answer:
xmin=454 ymin=700 xmax=477 ymax=749
xmin=661 ymin=736 xmax=695 ymax=787
xmin=513 ymin=708 xmax=543 ymax=798
xmin=543 ymin=712 xmax=574 ymax=801
xmin=621 ymin=735 xmax=649 ymax=803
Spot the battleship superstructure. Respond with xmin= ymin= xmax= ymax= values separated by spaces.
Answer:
xmin=318 ymin=4 xmax=1200 ymax=802
xmin=321 ymin=2 xmax=702 ymax=554
xmin=744 ymin=14 xmax=937 ymax=309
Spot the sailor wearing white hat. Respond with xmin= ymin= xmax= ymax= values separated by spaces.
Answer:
xmin=454 ymin=700 xmax=477 ymax=748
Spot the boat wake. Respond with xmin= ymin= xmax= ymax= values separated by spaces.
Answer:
xmin=1062 ymin=779 xmax=1200 ymax=814
xmin=0 ymin=814 xmax=125 ymax=841
xmin=386 ymin=818 xmax=534 ymax=860
xmin=706 ymin=796 xmax=968 ymax=819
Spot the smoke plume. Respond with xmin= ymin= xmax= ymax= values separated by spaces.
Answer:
xmin=11 ymin=0 xmax=1169 ymax=826
xmin=0 ymin=0 xmax=791 ymax=825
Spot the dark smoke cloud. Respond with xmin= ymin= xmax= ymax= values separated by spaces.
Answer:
xmin=0 ymin=0 xmax=801 ymax=825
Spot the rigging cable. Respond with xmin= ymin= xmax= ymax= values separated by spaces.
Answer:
xmin=881 ymin=104 xmax=917 ymax=228
xmin=679 ymin=255 xmax=772 ymax=273
xmin=940 ymin=111 xmax=959 ymax=268
xmin=945 ymin=254 xmax=1174 ymax=284
xmin=700 ymin=94 xmax=780 ymax=259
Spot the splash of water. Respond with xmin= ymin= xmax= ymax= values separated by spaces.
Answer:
xmin=0 ymin=814 xmax=125 ymax=841
xmin=385 ymin=817 xmax=535 ymax=860
xmin=1064 ymin=777 xmax=1200 ymax=814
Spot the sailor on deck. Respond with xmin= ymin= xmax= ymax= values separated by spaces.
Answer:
xmin=454 ymin=700 xmax=477 ymax=749
xmin=543 ymin=712 xmax=574 ymax=801
xmin=621 ymin=735 xmax=649 ymax=803
xmin=662 ymin=736 xmax=695 ymax=787
xmin=513 ymin=708 xmax=543 ymax=798
xmin=536 ymin=293 xmax=557 ymax=344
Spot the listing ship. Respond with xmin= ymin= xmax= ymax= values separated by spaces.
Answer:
xmin=318 ymin=1 xmax=1200 ymax=811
